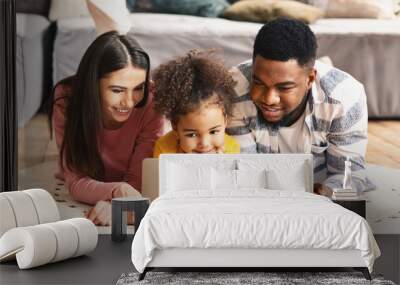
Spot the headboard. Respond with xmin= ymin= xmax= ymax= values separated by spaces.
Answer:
xmin=158 ymin=154 xmax=314 ymax=196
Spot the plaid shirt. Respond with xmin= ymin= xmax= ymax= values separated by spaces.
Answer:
xmin=226 ymin=60 xmax=374 ymax=192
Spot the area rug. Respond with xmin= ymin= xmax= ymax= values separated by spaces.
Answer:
xmin=116 ymin=271 xmax=396 ymax=285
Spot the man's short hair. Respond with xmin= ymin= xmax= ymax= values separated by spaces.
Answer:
xmin=253 ymin=18 xmax=317 ymax=67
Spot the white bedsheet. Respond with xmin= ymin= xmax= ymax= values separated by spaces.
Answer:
xmin=131 ymin=190 xmax=380 ymax=273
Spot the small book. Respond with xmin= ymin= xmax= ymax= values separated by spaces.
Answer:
xmin=332 ymin=195 xmax=360 ymax=200
xmin=332 ymin=188 xmax=357 ymax=194
xmin=333 ymin=193 xmax=358 ymax=197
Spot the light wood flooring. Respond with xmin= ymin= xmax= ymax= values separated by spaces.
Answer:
xmin=366 ymin=120 xmax=400 ymax=168
xmin=18 ymin=114 xmax=400 ymax=173
xmin=18 ymin=113 xmax=58 ymax=170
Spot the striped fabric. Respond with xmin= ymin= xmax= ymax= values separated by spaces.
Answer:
xmin=226 ymin=60 xmax=374 ymax=192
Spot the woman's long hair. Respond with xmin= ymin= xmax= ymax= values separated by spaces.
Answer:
xmin=59 ymin=31 xmax=150 ymax=179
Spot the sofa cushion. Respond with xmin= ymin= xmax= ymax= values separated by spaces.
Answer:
xmin=49 ymin=0 xmax=90 ymax=21
xmin=309 ymin=0 xmax=396 ymax=19
xmin=128 ymin=0 xmax=230 ymax=17
xmin=86 ymin=0 xmax=132 ymax=35
xmin=223 ymin=0 xmax=323 ymax=24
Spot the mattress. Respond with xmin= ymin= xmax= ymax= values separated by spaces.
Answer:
xmin=53 ymin=14 xmax=400 ymax=117
xmin=131 ymin=190 xmax=380 ymax=273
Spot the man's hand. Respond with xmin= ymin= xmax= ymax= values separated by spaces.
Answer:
xmin=86 ymin=200 xmax=112 ymax=226
xmin=313 ymin=183 xmax=333 ymax=198
xmin=112 ymin=182 xmax=141 ymax=198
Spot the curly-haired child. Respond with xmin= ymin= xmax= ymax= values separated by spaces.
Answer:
xmin=152 ymin=50 xmax=240 ymax=157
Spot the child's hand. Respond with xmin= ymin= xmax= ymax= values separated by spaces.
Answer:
xmin=216 ymin=145 xmax=225 ymax=154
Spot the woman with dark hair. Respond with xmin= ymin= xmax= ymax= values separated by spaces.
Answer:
xmin=52 ymin=31 xmax=164 ymax=225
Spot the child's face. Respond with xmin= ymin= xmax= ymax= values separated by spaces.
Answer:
xmin=175 ymin=102 xmax=227 ymax=154
xmin=100 ymin=65 xmax=146 ymax=129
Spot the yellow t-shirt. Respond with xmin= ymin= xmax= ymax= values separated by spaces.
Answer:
xmin=153 ymin=131 xmax=240 ymax=158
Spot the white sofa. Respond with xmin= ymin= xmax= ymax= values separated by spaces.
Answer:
xmin=16 ymin=13 xmax=53 ymax=127
xmin=53 ymin=13 xmax=400 ymax=118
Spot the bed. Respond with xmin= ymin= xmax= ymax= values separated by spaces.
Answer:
xmin=131 ymin=154 xmax=380 ymax=280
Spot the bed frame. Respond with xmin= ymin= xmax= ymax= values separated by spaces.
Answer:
xmin=138 ymin=154 xmax=372 ymax=281
xmin=139 ymin=248 xmax=371 ymax=280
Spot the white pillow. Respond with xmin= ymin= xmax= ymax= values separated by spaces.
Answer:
xmin=237 ymin=158 xmax=308 ymax=191
xmin=212 ymin=168 xmax=237 ymax=190
xmin=266 ymin=166 xmax=306 ymax=191
xmin=167 ymin=163 xmax=212 ymax=192
xmin=211 ymin=168 xmax=268 ymax=190
xmin=237 ymin=169 xmax=268 ymax=189
xmin=49 ymin=0 xmax=90 ymax=21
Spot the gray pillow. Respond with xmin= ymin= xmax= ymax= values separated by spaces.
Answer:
xmin=129 ymin=0 xmax=230 ymax=17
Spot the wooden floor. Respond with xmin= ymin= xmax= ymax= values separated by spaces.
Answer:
xmin=18 ymin=114 xmax=400 ymax=170
xmin=366 ymin=121 xmax=400 ymax=169
xmin=18 ymin=113 xmax=58 ymax=170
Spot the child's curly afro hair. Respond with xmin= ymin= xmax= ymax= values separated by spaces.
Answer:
xmin=152 ymin=50 xmax=236 ymax=125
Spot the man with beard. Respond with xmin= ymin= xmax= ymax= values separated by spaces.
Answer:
xmin=226 ymin=18 xmax=374 ymax=195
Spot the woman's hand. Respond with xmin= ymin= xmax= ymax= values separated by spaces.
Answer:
xmin=85 ymin=183 xmax=141 ymax=226
xmin=112 ymin=182 xmax=142 ymax=198
xmin=85 ymin=200 xmax=112 ymax=226
xmin=112 ymin=183 xmax=141 ymax=225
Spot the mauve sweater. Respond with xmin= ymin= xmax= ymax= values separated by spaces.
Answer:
xmin=53 ymin=84 xmax=164 ymax=205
